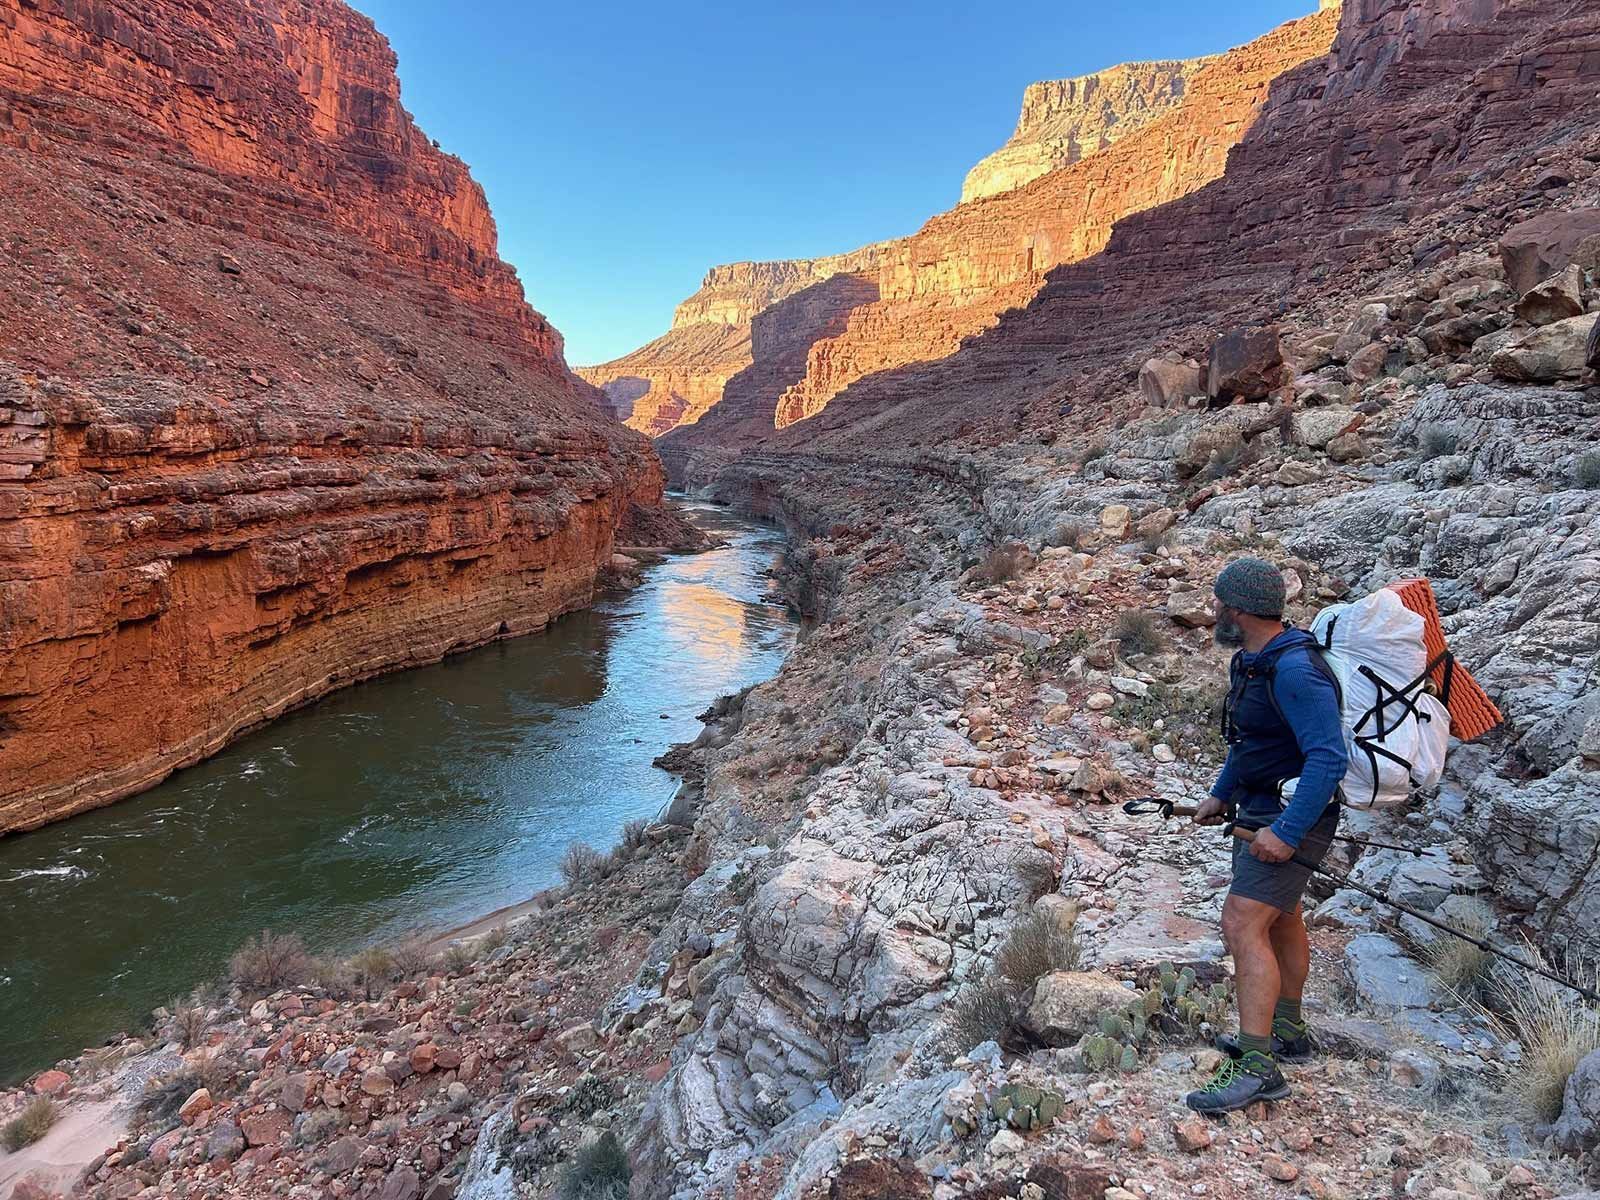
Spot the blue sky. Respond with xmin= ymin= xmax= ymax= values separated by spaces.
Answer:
xmin=353 ymin=1 xmax=1315 ymax=366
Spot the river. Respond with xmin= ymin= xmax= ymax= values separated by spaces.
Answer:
xmin=0 ymin=502 xmax=794 ymax=1083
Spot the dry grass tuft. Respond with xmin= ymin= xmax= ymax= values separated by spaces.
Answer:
xmin=946 ymin=977 xmax=1022 ymax=1055
xmin=1494 ymin=950 xmax=1600 ymax=1121
xmin=994 ymin=908 xmax=1081 ymax=989
xmin=971 ymin=545 xmax=1028 ymax=586
xmin=1422 ymin=900 xmax=1496 ymax=1001
xmin=1114 ymin=609 xmax=1166 ymax=657
xmin=2 ymin=1097 xmax=57 ymax=1152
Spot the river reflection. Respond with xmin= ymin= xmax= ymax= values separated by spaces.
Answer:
xmin=0 ymin=502 xmax=793 ymax=1082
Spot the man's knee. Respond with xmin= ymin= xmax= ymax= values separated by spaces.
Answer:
xmin=1221 ymin=896 xmax=1276 ymax=949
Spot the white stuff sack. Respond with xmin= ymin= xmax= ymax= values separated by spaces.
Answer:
xmin=1282 ymin=589 xmax=1451 ymax=810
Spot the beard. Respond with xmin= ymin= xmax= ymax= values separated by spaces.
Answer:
xmin=1213 ymin=608 xmax=1246 ymax=648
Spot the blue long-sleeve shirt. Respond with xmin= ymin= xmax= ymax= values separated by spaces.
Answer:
xmin=1210 ymin=632 xmax=1348 ymax=848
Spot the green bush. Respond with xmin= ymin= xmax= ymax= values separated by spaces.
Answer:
xmin=2 ymin=1097 xmax=56 ymax=1152
xmin=556 ymin=1130 xmax=631 ymax=1200
xmin=1114 ymin=610 xmax=1166 ymax=658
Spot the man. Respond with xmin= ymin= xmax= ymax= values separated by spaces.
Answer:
xmin=1185 ymin=556 xmax=1348 ymax=1113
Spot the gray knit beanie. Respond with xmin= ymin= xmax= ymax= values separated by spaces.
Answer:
xmin=1213 ymin=556 xmax=1286 ymax=618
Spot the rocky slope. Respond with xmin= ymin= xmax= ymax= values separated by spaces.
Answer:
xmin=0 ymin=0 xmax=673 ymax=834
xmin=959 ymin=59 xmax=1212 ymax=204
xmin=576 ymin=249 xmax=886 ymax=436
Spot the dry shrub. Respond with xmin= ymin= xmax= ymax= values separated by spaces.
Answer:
xmin=620 ymin=818 xmax=651 ymax=853
xmin=1046 ymin=521 xmax=1085 ymax=550
xmin=442 ymin=942 xmax=476 ymax=974
xmin=971 ymin=545 xmax=1027 ymax=586
xmin=1574 ymin=449 xmax=1600 ymax=489
xmin=390 ymin=937 xmax=436 ymax=978
xmin=2 ymin=1097 xmax=56 ymax=1152
xmin=1114 ymin=609 xmax=1166 ymax=657
xmin=229 ymin=930 xmax=313 ymax=992
xmin=349 ymin=946 xmax=397 ymax=998
xmin=1417 ymin=423 xmax=1460 ymax=459
xmin=994 ymin=909 xmax=1081 ymax=988
xmin=560 ymin=841 xmax=607 ymax=887
xmin=946 ymin=977 xmax=1022 ymax=1055
xmin=169 ymin=997 xmax=209 ymax=1050
xmin=1495 ymin=951 xmax=1600 ymax=1121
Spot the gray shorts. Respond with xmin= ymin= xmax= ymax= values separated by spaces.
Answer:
xmin=1229 ymin=805 xmax=1340 ymax=913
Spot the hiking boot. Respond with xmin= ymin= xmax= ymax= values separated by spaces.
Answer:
xmin=1218 ymin=1021 xmax=1315 ymax=1064
xmin=1185 ymin=1045 xmax=1289 ymax=1113
xmin=1271 ymin=1017 xmax=1315 ymax=1063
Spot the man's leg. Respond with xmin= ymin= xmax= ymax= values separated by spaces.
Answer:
xmin=1186 ymin=892 xmax=1291 ymax=1112
xmin=1222 ymin=893 xmax=1282 ymax=1043
xmin=1268 ymin=903 xmax=1315 ymax=1059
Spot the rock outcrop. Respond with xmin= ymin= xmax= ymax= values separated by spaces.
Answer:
xmin=959 ymin=59 xmax=1212 ymax=204
xmin=597 ymin=9 xmax=1336 ymax=452
xmin=577 ymin=249 xmax=886 ymax=436
xmin=0 ymin=0 xmax=666 ymax=833
xmin=665 ymin=8 xmax=1340 ymax=450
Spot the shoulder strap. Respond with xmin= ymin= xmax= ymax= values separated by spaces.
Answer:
xmin=1255 ymin=638 xmax=1342 ymax=725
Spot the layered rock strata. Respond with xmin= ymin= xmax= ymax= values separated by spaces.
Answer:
xmin=655 ymin=8 xmax=1339 ymax=454
xmin=959 ymin=59 xmax=1212 ymax=204
xmin=577 ymin=249 xmax=886 ymax=436
xmin=0 ymin=0 xmax=664 ymax=833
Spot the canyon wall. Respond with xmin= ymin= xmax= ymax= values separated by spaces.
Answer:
xmin=0 ymin=0 xmax=663 ymax=833
xmin=959 ymin=58 xmax=1212 ymax=204
xmin=576 ymin=248 xmax=886 ymax=436
xmin=644 ymin=8 xmax=1338 ymax=458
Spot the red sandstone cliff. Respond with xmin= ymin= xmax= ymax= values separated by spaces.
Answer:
xmin=960 ymin=58 xmax=1213 ymax=203
xmin=625 ymin=9 xmax=1336 ymax=457
xmin=732 ymin=0 xmax=1600 ymax=453
xmin=0 ymin=0 xmax=665 ymax=833
xmin=576 ymin=248 xmax=887 ymax=436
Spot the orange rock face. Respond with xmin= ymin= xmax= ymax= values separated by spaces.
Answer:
xmin=577 ymin=249 xmax=887 ymax=436
xmin=632 ymin=9 xmax=1337 ymax=453
xmin=0 ymin=0 xmax=662 ymax=833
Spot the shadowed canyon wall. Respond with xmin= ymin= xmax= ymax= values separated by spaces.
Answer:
xmin=0 ymin=0 xmax=663 ymax=833
xmin=576 ymin=248 xmax=888 ymax=436
xmin=625 ymin=7 xmax=1339 ymax=458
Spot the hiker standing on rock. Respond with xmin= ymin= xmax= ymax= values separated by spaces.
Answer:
xmin=1185 ymin=556 xmax=1349 ymax=1114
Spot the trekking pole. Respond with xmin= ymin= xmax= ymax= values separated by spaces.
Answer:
xmin=1226 ymin=824 xmax=1600 ymax=1005
xmin=1122 ymin=798 xmax=1424 ymax=857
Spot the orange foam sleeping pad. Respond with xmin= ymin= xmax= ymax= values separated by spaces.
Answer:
xmin=1386 ymin=578 xmax=1504 ymax=742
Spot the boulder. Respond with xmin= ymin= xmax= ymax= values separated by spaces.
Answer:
xmin=206 ymin=1120 xmax=246 ymax=1163
xmin=1139 ymin=358 xmax=1205 ymax=407
xmin=1590 ymin=313 xmax=1600 ymax=371
xmin=1022 ymin=971 xmax=1134 ymax=1045
xmin=1556 ymin=1049 xmax=1600 ymax=1154
xmin=1514 ymin=264 xmax=1586 ymax=325
xmin=1490 ymin=315 xmax=1598 ymax=382
xmin=322 ymin=1135 xmax=366 ymax=1174
xmin=1099 ymin=504 xmax=1131 ymax=539
xmin=31 ymin=1070 xmax=69 ymax=1096
xmin=1291 ymin=405 xmax=1358 ymax=449
xmin=1345 ymin=340 xmax=1390 ymax=384
xmin=1166 ymin=589 xmax=1215 ymax=628
xmin=281 ymin=1072 xmax=310 ymax=1113
xmin=178 ymin=1086 xmax=214 ymax=1124
xmin=1499 ymin=209 xmax=1600 ymax=293
xmin=1344 ymin=933 xmax=1443 ymax=1011
xmin=379 ymin=1166 xmax=422 ymax=1200
xmin=1208 ymin=326 xmax=1287 ymax=402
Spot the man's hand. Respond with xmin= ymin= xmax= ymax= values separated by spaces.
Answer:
xmin=1193 ymin=795 xmax=1229 ymax=827
xmin=1250 ymin=827 xmax=1296 ymax=863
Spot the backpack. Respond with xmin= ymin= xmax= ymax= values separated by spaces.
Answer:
xmin=1272 ymin=589 xmax=1452 ymax=809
